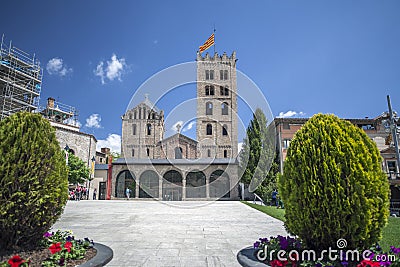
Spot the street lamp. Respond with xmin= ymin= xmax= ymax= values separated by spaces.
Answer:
xmin=64 ymin=144 xmax=70 ymax=165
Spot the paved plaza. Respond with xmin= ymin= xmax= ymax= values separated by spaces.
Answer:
xmin=52 ymin=200 xmax=287 ymax=266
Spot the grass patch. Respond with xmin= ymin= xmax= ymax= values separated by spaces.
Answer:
xmin=241 ymin=201 xmax=285 ymax=222
xmin=242 ymin=201 xmax=400 ymax=250
xmin=380 ymin=217 xmax=400 ymax=251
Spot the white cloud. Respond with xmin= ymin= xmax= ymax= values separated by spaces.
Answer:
xmin=85 ymin=114 xmax=101 ymax=128
xmin=94 ymin=54 xmax=127 ymax=84
xmin=96 ymin=134 xmax=121 ymax=153
xmin=171 ymin=121 xmax=183 ymax=132
xmin=46 ymin=58 xmax=72 ymax=76
xmin=278 ymin=110 xmax=306 ymax=118
xmin=182 ymin=121 xmax=196 ymax=132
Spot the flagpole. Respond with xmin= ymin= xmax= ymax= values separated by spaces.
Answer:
xmin=213 ymin=26 xmax=216 ymax=54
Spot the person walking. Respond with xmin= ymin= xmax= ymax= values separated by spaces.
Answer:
xmin=125 ymin=187 xmax=131 ymax=200
xmin=93 ymin=188 xmax=97 ymax=200
xmin=271 ymin=189 xmax=278 ymax=206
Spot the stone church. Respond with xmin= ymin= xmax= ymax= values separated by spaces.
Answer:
xmin=111 ymin=51 xmax=240 ymax=200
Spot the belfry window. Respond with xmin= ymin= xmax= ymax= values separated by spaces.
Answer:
xmin=206 ymin=102 xmax=213 ymax=115
xmin=206 ymin=124 xmax=212 ymax=135
xmin=222 ymin=102 xmax=229 ymax=115
xmin=222 ymin=124 xmax=228 ymax=136
xmin=147 ymin=124 xmax=152 ymax=135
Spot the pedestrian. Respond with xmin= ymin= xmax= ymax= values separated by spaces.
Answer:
xmin=271 ymin=189 xmax=278 ymax=206
xmin=93 ymin=188 xmax=97 ymax=200
xmin=126 ymin=187 xmax=130 ymax=200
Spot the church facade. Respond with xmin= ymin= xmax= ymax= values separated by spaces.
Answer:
xmin=111 ymin=51 xmax=240 ymax=200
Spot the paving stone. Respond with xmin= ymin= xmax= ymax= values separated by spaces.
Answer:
xmin=52 ymin=200 xmax=287 ymax=266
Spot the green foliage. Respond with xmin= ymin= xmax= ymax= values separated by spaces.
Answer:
xmin=239 ymin=108 xmax=278 ymax=202
xmin=279 ymin=114 xmax=390 ymax=250
xmin=67 ymin=153 xmax=90 ymax=185
xmin=0 ymin=112 xmax=68 ymax=250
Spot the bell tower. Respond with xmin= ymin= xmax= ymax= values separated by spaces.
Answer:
xmin=196 ymin=51 xmax=238 ymax=159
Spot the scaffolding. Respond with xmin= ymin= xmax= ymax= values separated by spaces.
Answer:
xmin=40 ymin=97 xmax=79 ymax=127
xmin=0 ymin=34 xmax=42 ymax=120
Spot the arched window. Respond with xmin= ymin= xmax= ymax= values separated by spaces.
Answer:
xmin=222 ymin=124 xmax=228 ymax=136
xmin=206 ymin=124 xmax=212 ymax=135
xmin=222 ymin=102 xmax=228 ymax=115
xmin=147 ymin=124 xmax=152 ymax=135
xmin=152 ymin=113 xmax=155 ymax=120
xmin=225 ymin=87 xmax=229 ymax=96
xmin=139 ymin=108 xmax=142 ymax=119
xmin=175 ymin=147 xmax=183 ymax=159
xmin=224 ymin=150 xmax=227 ymax=158
xmin=143 ymin=107 xmax=146 ymax=119
xmin=134 ymin=111 xmax=137 ymax=119
xmin=132 ymin=149 xmax=135 ymax=157
xmin=206 ymin=102 xmax=213 ymax=115
xmin=205 ymin=86 xmax=210 ymax=96
xmin=146 ymin=148 xmax=150 ymax=156
xmin=210 ymin=85 xmax=215 ymax=95
xmin=207 ymin=149 xmax=211 ymax=157
xmin=128 ymin=114 xmax=132 ymax=120
xmin=133 ymin=124 xmax=137 ymax=135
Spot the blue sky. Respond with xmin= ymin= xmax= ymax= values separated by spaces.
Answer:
xmin=2 ymin=0 xmax=400 ymax=152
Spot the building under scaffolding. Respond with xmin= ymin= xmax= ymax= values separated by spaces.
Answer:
xmin=0 ymin=35 xmax=42 ymax=120
xmin=40 ymin=97 xmax=79 ymax=127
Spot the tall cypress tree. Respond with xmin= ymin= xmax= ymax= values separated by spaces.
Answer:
xmin=239 ymin=108 xmax=278 ymax=201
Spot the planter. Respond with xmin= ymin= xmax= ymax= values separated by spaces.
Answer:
xmin=79 ymin=242 xmax=113 ymax=267
xmin=237 ymin=246 xmax=269 ymax=267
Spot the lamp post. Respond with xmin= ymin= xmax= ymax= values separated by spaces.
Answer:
xmin=88 ymin=156 xmax=96 ymax=199
xmin=64 ymin=144 xmax=69 ymax=165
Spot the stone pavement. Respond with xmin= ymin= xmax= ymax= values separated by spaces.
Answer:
xmin=52 ymin=200 xmax=287 ymax=267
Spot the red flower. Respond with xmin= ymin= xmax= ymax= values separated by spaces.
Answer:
xmin=64 ymin=241 xmax=73 ymax=252
xmin=357 ymin=259 xmax=381 ymax=267
xmin=270 ymin=260 xmax=288 ymax=267
xmin=49 ymin=242 xmax=62 ymax=254
xmin=8 ymin=255 xmax=25 ymax=267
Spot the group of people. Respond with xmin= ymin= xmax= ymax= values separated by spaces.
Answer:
xmin=69 ymin=186 xmax=95 ymax=201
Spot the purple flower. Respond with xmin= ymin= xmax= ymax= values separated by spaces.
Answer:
xmin=254 ymin=241 xmax=260 ymax=249
xmin=43 ymin=232 xmax=53 ymax=238
xmin=390 ymin=246 xmax=400 ymax=254
xmin=66 ymin=235 xmax=73 ymax=242
xmin=259 ymin=238 xmax=268 ymax=243
xmin=315 ymin=263 xmax=322 ymax=267
xmin=341 ymin=261 xmax=348 ymax=267
xmin=278 ymin=236 xmax=289 ymax=250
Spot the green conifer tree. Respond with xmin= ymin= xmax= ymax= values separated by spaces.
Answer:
xmin=0 ymin=112 xmax=68 ymax=249
xmin=279 ymin=114 xmax=390 ymax=250
xmin=239 ymin=108 xmax=278 ymax=202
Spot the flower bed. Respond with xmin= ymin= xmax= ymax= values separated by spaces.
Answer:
xmin=0 ymin=230 xmax=96 ymax=267
xmin=245 ymin=236 xmax=400 ymax=267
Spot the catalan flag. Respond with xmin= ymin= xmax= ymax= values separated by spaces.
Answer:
xmin=199 ymin=33 xmax=215 ymax=53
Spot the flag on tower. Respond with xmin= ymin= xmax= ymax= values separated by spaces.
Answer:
xmin=199 ymin=33 xmax=215 ymax=53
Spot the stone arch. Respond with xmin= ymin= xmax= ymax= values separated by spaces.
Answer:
xmin=210 ymin=170 xmax=230 ymax=199
xmin=163 ymin=170 xmax=183 ymax=201
xmin=186 ymin=171 xmax=206 ymax=198
xmin=115 ymin=170 xmax=136 ymax=198
xmin=139 ymin=170 xmax=159 ymax=198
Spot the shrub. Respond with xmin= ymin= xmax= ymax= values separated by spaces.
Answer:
xmin=279 ymin=114 xmax=390 ymax=250
xmin=0 ymin=112 xmax=68 ymax=250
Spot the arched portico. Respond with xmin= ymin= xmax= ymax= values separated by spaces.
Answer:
xmin=115 ymin=170 xmax=136 ymax=198
xmin=163 ymin=170 xmax=183 ymax=201
xmin=186 ymin=171 xmax=206 ymax=198
xmin=209 ymin=170 xmax=230 ymax=199
xmin=139 ymin=170 xmax=159 ymax=198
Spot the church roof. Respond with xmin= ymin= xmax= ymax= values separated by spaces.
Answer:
xmin=160 ymin=133 xmax=198 ymax=144
xmin=113 ymin=157 xmax=238 ymax=165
